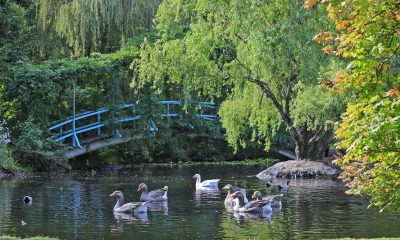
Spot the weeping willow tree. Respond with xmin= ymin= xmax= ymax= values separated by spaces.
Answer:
xmin=134 ymin=0 xmax=348 ymax=161
xmin=37 ymin=0 xmax=161 ymax=58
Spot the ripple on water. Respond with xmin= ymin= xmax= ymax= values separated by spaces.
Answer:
xmin=0 ymin=165 xmax=400 ymax=239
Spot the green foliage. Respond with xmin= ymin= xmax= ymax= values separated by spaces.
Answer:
xmin=1 ymin=45 xmax=137 ymax=147
xmin=311 ymin=0 xmax=400 ymax=211
xmin=219 ymin=84 xmax=282 ymax=151
xmin=336 ymin=96 xmax=400 ymax=211
xmin=134 ymin=0 xmax=346 ymax=160
xmin=37 ymin=0 xmax=162 ymax=58
xmin=291 ymin=84 xmax=345 ymax=131
xmin=0 ymin=144 xmax=22 ymax=173
xmin=15 ymin=118 xmax=59 ymax=151
xmin=0 ymin=1 xmax=37 ymax=85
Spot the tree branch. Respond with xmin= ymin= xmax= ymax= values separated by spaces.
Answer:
xmin=308 ymin=125 xmax=325 ymax=144
xmin=284 ymin=68 xmax=300 ymax=116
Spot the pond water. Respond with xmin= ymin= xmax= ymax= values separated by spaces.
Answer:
xmin=1 ymin=164 xmax=400 ymax=239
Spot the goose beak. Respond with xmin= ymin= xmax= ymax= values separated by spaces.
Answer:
xmin=137 ymin=187 xmax=141 ymax=192
xmin=192 ymin=176 xmax=196 ymax=179
xmin=109 ymin=192 xmax=115 ymax=197
xmin=230 ymin=192 xmax=237 ymax=198
xmin=251 ymin=193 xmax=257 ymax=199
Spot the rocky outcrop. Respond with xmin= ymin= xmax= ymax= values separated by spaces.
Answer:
xmin=256 ymin=160 xmax=340 ymax=179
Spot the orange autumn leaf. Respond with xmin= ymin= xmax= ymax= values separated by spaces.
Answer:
xmin=314 ymin=31 xmax=334 ymax=44
xmin=303 ymin=0 xmax=317 ymax=9
xmin=322 ymin=45 xmax=333 ymax=54
xmin=336 ymin=22 xmax=346 ymax=30
xmin=386 ymin=88 xmax=399 ymax=97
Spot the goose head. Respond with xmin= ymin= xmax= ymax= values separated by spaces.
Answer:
xmin=137 ymin=183 xmax=148 ymax=193
xmin=192 ymin=174 xmax=201 ymax=182
xmin=252 ymin=191 xmax=263 ymax=200
xmin=192 ymin=174 xmax=200 ymax=179
xmin=162 ymin=186 xmax=168 ymax=191
xmin=109 ymin=190 xmax=126 ymax=211
xmin=222 ymin=184 xmax=233 ymax=193
xmin=109 ymin=190 xmax=124 ymax=200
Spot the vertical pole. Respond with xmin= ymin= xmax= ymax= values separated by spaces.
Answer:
xmin=97 ymin=113 xmax=101 ymax=135
xmin=133 ymin=105 xmax=136 ymax=128
xmin=72 ymin=81 xmax=77 ymax=148
xmin=200 ymin=103 xmax=204 ymax=119
xmin=167 ymin=103 xmax=170 ymax=116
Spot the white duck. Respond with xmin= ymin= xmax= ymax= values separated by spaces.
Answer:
xmin=222 ymin=184 xmax=248 ymax=207
xmin=231 ymin=191 xmax=272 ymax=213
xmin=192 ymin=174 xmax=220 ymax=190
xmin=109 ymin=190 xmax=147 ymax=213
xmin=137 ymin=183 xmax=168 ymax=202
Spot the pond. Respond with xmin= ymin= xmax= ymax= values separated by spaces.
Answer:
xmin=1 ymin=163 xmax=400 ymax=239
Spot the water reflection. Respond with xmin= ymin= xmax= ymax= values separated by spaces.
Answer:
xmin=193 ymin=189 xmax=221 ymax=206
xmin=110 ymin=212 xmax=148 ymax=233
xmin=148 ymin=201 xmax=168 ymax=214
xmin=233 ymin=211 xmax=273 ymax=224
xmin=1 ymin=165 xmax=400 ymax=239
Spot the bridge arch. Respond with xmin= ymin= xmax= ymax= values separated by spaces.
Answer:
xmin=48 ymin=100 xmax=218 ymax=159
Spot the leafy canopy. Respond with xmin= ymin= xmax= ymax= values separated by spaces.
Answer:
xmin=134 ymin=0 xmax=346 ymax=156
xmin=306 ymin=0 xmax=400 ymax=211
xmin=37 ymin=0 xmax=161 ymax=58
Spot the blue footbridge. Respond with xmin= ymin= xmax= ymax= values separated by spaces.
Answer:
xmin=49 ymin=100 xmax=218 ymax=159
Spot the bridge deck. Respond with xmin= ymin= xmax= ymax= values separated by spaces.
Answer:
xmin=63 ymin=135 xmax=146 ymax=159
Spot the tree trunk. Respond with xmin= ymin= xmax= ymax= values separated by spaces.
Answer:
xmin=292 ymin=126 xmax=333 ymax=161
xmin=295 ymin=138 xmax=328 ymax=161
xmin=253 ymin=70 xmax=334 ymax=162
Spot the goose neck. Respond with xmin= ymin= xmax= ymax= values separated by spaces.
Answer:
xmin=196 ymin=176 xmax=201 ymax=184
xmin=114 ymin=196 xmax=124 ymax=211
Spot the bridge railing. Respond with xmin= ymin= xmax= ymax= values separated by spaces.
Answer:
xmin=48 ymin=100 xmax=217 ymax=148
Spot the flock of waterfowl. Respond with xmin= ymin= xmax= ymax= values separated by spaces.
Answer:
xmin=109 ymin=174 xmax=289 ymax=217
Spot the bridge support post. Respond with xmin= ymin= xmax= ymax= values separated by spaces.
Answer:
xmin=72 ymin=133 xmax=82 ymax=148
xmin=147 ymin=119 xmax=158 ymax=132
xmin=59 ymin=127 xmax=63 ymax=142
xmin=167 ymin=103 xmax=170 ymax=116
xmin=112 ymin=129 xmax=122 ymax=138
xmin=97 ymin=113 xmax=101 ymax=135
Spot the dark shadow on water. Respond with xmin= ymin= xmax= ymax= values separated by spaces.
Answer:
xmin=147 ymin=201 xmax=168 ymax=215
xmin=110 ymin=212 xmax=148 ymax=234
xmin=233 ymin=211 xmax=273 ymax=224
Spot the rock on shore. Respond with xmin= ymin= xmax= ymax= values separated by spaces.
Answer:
xmin=256 ymin=160 xmax=340 ymax=179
